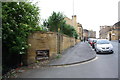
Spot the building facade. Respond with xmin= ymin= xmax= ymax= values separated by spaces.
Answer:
xmin=64 ymin=15 xmax=83 ymax=40
xmin=77 ymin=23 xmax=83 ymax=40
xmin=88 ymin=30 xmax=96 ymax=38
xmin=107 ymin=21 xmax=120 ymax=40
xmin=83 ymin=29 xmax=89 ymax=40
xmin=99 ymin=21 xmax=120 ymax=40
xmin=83 ymin=29 xmax=96 ymax=40
xmin=99 ymin=25 xmax=112 ymax=39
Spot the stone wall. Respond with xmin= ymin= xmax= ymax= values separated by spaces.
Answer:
xmin=24 ymin=31 xmax=80 ymax=65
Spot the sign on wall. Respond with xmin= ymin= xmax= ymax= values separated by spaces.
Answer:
xmin=36 ymin=50 xmax=49 ymax=60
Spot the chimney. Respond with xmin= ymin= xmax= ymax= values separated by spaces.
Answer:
xmin=72 ymin=15 xmax=77 ymax=22
xmin=72 ymin=15 xmax=77 ymax=28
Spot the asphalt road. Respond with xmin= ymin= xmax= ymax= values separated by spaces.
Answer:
xmin=18 ymin=41 xmax=118 ymax=78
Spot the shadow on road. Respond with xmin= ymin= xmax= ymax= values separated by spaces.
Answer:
xmin=96 ymin=52 xmax=114 ymax=55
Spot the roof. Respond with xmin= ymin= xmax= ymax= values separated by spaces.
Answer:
xmin=113 ymin=21 xmax=120 ymax=27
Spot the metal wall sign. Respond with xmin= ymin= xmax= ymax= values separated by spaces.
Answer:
xmin=36 ymin=50 xmax=49 ymax=60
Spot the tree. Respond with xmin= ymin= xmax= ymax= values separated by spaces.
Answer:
xmin=47 ymin=11 xmax=64 ymax=32
xmin=2 ymin=2 xmax=41 ymax=74
xmin=61 ymin=24 xmax=78 ymax=39
xmin=44 ymin=11 xmax=78 ymax=39
xmin=2 ymin=2 xmax=40 ymax=55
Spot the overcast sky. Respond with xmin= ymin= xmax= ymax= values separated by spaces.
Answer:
xmin=32 ymin=0 xmax=119 ymax=38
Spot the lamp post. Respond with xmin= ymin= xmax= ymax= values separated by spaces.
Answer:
xmin=57 ymin=28 xmax=60 ymax=54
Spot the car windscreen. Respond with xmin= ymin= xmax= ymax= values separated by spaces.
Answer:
xmin=90 ymin=39 xmax=95 ymax=42
xmin=93 ymin=40 xmax=97 ymax=42
xmin=97 ymin=40 xmax=110 ymax=44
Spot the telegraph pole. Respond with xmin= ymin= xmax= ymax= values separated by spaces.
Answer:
xmin=72 ymin=0 xmax=75 ymax=27
xmin=73 ymin=0 xmax=74 ymax=15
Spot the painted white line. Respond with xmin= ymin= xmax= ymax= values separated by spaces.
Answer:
xmin=53 ymin=57 xmax=98 ymax=68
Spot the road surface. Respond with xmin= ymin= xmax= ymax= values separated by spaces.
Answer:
xmin=18 ymin=41 xmax=118 ymax=78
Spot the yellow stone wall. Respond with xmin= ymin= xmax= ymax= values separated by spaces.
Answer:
xmin=26 ymin=32 xmax=58 ymax=64
xmin=24 ymin=32 xmax=80 ymax=65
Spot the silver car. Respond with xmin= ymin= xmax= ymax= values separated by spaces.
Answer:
xmin=94 ymin=39 xmax=113 ymax=53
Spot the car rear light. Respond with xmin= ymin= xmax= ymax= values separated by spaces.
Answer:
xmin=90 ymin=42 xmax=92 ymax=44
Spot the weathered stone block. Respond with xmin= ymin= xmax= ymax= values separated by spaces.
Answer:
xmin=23 ymin=31 xmax=80 ymax=65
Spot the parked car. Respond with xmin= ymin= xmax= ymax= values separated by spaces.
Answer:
xmin=88 ymin=38 xmax=93 ymax=44
xmin=119 ymin=39 xmax=120 ymax=43
xmin=88 ymin=38 xmax=97 ymax=47
xmin=91 ymin=39 xmax=97 ymax=48
xmin=94 ymin=39 xmax=113 ymax=53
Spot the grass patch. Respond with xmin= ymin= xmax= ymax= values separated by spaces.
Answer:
xmin=56 ymin=54 xmax=61 ymax=59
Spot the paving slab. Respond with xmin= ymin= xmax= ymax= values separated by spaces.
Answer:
xmin=48 ymin=41 xmax=96 ymax=66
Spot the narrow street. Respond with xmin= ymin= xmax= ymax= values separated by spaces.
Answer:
xmin=17 ymin=41 xmax=118 ymax=78
xmin=2 ymin=1 xmax=119 ymax=79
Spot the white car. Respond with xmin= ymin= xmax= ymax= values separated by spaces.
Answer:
xmin=94 ymin=39 xmax=113 ymax=53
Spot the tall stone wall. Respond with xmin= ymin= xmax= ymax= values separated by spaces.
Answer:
xmin=24 ymin=31 xmax=80 ymax=65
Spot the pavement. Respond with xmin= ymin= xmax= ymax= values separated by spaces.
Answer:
xmin=3 ymin=41 xmax=96 ymax=78
xmin=111 ymin=40 xmax=118 ymax=42
xmin=48 ymin=41 xmax=96 ymax=66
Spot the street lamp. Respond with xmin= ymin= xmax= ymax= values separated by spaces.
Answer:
xmin=58 ymin=28 xmax=60 ymax=54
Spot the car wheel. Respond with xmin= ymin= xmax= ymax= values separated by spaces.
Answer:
xmin=94 ymin=48 xmax=96 ymax=51
xmin=95 ymin=49 xmax=99 ymax=54
xmin=96 ymin=51 xmax=99 ymax=54
xmin=111 ymin=51 xmax=114 ymax=54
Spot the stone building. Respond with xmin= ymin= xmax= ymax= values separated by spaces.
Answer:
xmin=88 ymin=30 xmax=96 ymax=38
xmin=64 ymin=15 xmax=83 ymax=40
xmin=83 ymin=29 xmax=89 ymax=40
xmin=107 ymin=21 xmax=120 ymax=40
xmin=99 ymin=25 xmax=112 ymax=39
xmin=83 ymin=29 xmax=96 ymax=40
xmin=77 ymin=23 xmax=83 ymax=40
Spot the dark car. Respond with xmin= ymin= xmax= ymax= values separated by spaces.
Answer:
xmin=119 ymin=39 xmax=120 ymax=43
xmin=91 ymin=39 xmax=97 ymax=48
